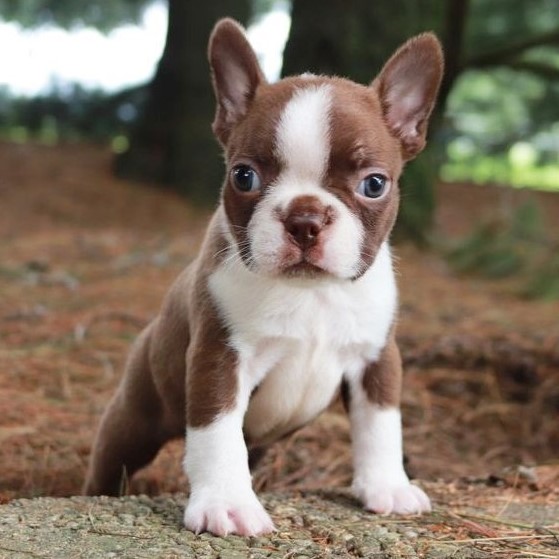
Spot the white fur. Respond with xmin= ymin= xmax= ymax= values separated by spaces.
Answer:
xmin=183 ymin=381 xmax=275 ymax=536
xmin=247 ymin=85 xmax=364 ymax=278
xmin=349 ymin=394 xmax=431 ymax=515
xmin=275 ymin=84 xmax=331 ymax=179
xmin=210 ymin=242 xmax=397 ymax=444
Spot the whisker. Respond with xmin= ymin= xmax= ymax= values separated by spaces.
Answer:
xmin=213 ymin=238 xmax=252 ymax=262
xmin=222 ymin=250 xmax=242 ymax=268
xmin=220 ymin=242 xmax=254 ymax=270
xmin=229 ymin=224 xmax=249 ymax=232
xmin=213 ymin=245 xmax=234 ymax=259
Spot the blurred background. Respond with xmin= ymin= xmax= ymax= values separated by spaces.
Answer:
xmin=0 ymin=0 xmax=557 ymax=502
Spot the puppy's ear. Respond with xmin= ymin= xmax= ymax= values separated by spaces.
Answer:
xmin=208 ymin=18 xmax=266 ymax=145
xmin=373 ymin=33 xmax=444 ymax=160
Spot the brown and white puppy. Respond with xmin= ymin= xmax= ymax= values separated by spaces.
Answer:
xmin=84 ymin=19 xmax=443 ymax=537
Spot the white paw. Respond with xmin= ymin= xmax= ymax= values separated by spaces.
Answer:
xmin=354 ymin=480 xmax=431 ymax=515
xmin=184 ymin=490 xmax=275 ymax=536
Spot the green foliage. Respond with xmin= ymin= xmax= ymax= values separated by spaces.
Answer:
xmin=443 ymin=66 xmax=559 ymax=191
xmin=0 ymin=0 xmax=152 ymax=31
xmin=445 ymin=200 xmax=559 ymax=298
xmin=444 ymin=61 xmax=559 ymax=185
xmin=441 ymin=156 xmax=559 ymax=192
xmin=442 ymin=0 xmax=559 ymax=192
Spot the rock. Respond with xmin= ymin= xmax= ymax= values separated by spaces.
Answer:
xmin=0 ymin=488 xmax=557 ymax=558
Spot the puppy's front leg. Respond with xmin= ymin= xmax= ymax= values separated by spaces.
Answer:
xmin=183 ymin=334 xmax=274 ymax=537
xmin=347 ymin=336 xmax=431 ymax=515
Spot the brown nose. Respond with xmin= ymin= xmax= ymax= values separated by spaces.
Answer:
xmin=284 ymin=213 xmax=324 ymax=250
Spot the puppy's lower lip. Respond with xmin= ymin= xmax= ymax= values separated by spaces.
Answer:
xmin=282 ymin=261 xmax=326 ymax=277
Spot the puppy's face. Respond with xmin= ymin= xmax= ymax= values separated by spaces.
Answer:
xmin=222 ymin=78 xmax=401 ymax=280
xmin=209 ymin=21 xmax=443 ymax=280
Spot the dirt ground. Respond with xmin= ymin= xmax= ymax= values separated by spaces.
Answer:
xmin=0 ymin=141 xmax=557 ymax=516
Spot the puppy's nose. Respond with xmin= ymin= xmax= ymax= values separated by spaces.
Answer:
xmin=284 ymin=213 xmax=324 ymax=250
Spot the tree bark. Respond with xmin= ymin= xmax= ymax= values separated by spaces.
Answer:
xmin=437 ymin=0 xmax=470 ymax=114
xmin=281 ymin=0 xmax=351 ymax=78
xmin=115 ymin=0 xmax=250 ymax=204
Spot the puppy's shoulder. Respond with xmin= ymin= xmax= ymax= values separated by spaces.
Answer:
xmin=159 ymin=206 xmax=230 ymax=324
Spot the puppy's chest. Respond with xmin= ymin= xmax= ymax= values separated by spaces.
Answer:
xmin=208 ymin=253 xmax=397 ymax=444
xmin=242 ymin=323 xmax=361 ymax=445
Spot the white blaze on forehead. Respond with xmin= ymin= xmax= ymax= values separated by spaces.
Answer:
xmin=275 ymin=85 xmax=332 ymax=181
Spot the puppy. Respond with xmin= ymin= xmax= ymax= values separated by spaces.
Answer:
xmin=84 ymin=18 xmax=443 ymax=537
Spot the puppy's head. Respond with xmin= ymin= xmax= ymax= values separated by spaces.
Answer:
xmin=209 ymin=19 xmax=443 ymax=280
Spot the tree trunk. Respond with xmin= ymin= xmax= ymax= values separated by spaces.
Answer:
xmin=281 ymin=0 xmax=351 ymax=78
xmin=438 ymin=0 xmax=470 ymax=114
xmin=114 ymin=0 xmax=250 ymax=204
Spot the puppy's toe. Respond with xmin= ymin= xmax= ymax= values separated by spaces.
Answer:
xmin=391 ymin=484 xmax=431 ymax=514
xmin=228 ymin=504 xmax=275 ymax=536
xmin=184 ymin=492 xmax=275 ymax=536
xmin=357 ymin=482 xmax=431 ymax=515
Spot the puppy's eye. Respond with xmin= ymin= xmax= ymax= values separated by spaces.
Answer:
xmin=231 ymin=165 xmax=261 ymax=193
xmin=357 ymin=173 xmax=388 ymax=199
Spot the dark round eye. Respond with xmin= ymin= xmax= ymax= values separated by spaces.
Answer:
xmin=357 ymin=173 xmax=388 ymax=199
xmin=231 ymin=165 xmax=261 ymax=193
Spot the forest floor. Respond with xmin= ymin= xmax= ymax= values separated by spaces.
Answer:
xmin=0 ymin=142 xmax=557 ymax=556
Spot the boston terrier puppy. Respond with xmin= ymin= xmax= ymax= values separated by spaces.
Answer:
xmin=84 ymin=18 xmax=443 ymax=537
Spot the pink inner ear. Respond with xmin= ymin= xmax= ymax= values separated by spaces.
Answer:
xmin=374 ymin=33 xmax=443 ymax=158
xmin=385 ymin=85 xmax=424 ymax=137
xmin=220 ymin=61 xmax=252 ymax=124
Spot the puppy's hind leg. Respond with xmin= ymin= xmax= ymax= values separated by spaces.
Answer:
xmin=83 ymin=326 xmax=176 ymax=496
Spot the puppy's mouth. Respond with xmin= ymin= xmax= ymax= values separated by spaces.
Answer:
xmin=276 ymin=245 xmax=332 ymax=278
xmin=281 ymin=258 xmax=326 ymax=278
xmin=237 ymin=243 xmax=329 ymax=278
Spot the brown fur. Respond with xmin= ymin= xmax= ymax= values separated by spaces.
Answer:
xmin=185 ymin=282 xmax=238 ymax=428
xmin=361 ymin=333 xmax=403 ymax=407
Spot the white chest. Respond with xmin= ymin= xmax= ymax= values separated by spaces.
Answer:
xmin=208 ymin=243 xmax=397 ymax=444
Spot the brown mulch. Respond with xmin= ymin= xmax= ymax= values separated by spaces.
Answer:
xmin=0 ymin=142 xmax=557 ymax=514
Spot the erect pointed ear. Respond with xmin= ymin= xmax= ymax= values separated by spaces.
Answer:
xmin=373 ymin=33 xmax=444 ymax=160
xmin=208 ymin=18 xmax=266 ymax=145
